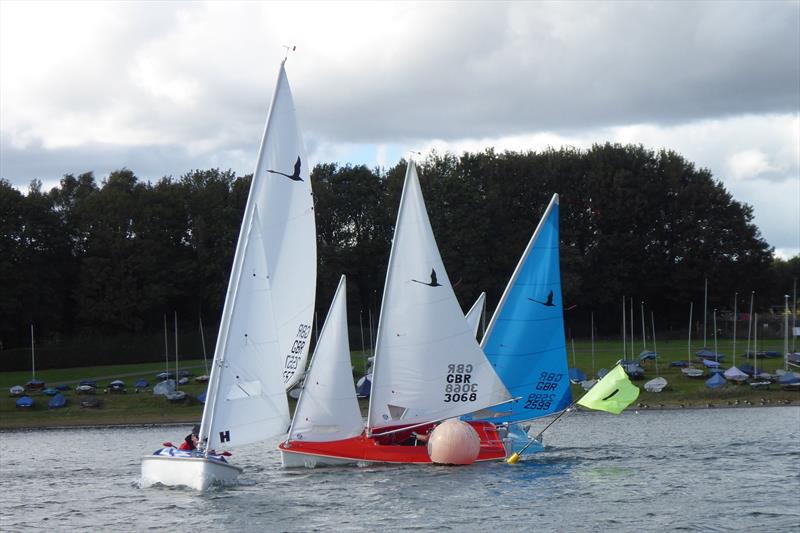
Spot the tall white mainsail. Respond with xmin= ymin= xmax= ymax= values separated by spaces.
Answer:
xmin=366 ymin=162 xmax=510 ymax=432
xmin=288 ymin=276 xmax=363 ymax=442
xmin=200 ymin=60 xmax=315 ymax=451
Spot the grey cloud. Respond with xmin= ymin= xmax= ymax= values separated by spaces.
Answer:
xmin=294 ymin=2 xmax=799 ymax=142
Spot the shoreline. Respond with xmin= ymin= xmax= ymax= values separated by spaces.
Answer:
xmin=2 ymin=400 xmax=797 ymax=431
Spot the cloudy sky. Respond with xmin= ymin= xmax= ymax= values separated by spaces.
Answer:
xmin=1 ymin=1 xmax=798 ymax=257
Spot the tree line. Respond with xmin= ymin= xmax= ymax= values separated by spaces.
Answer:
xmin=1 ymin=143 xmax=797 ymax=371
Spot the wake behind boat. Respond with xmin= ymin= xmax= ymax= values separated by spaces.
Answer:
xmin=141 ymin=58 xmax=316 ymax=490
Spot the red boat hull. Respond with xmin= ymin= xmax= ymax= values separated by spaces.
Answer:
xmin=279 ymin=421 xmax=507 ymax=465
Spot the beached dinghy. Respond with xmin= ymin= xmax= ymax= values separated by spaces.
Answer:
xmin=281 ymin=162 xmax=511 ymax=466
xmin=142 ymin=58 xmax=316 ymax=489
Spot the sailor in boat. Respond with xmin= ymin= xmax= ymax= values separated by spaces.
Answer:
xmin=179 ymin=424 xmax=201 ymax=451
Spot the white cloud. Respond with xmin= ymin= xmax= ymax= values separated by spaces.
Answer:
xmin=727 ymin=150 xmax=779 ymax=181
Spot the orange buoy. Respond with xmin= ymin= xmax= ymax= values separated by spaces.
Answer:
xmin=426 ymin=418 xmax=480 ymax=465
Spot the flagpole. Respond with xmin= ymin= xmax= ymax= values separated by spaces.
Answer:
xmin=507 ymin=363 xmax=640 ymax=465
xmin=507 ymin=406 xmax=575 ymax=464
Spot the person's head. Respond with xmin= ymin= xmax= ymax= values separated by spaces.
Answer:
xmin=192 ymin=424 xmax=200 ymax=437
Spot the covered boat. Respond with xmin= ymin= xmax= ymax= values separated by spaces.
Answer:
xmin=723 ymin=366 xmax=749 ymax=383
xmin=705 ymin=373 xmax=726 ymax=389
xmin=644 ymin=376 xmax=668 ymax=392
xmin=48 ymin=393 xmax=67 ymax=409
xmin=16 ymin=396 xmax=34 ymax=408
xmin=569 ymin=368 xmax=588 ymax=384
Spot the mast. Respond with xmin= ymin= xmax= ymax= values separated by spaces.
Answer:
xmin=200 ymin=60 xmax=288 ymax=451
xmin=712 ymin=309 xmax=718 ymax=362
xmin=163 ymin=314 xmax=169 ymax=377
xmin=571 ymin=334 xmax=576 ymax=369
xmin=366 ymin=160 xmax=416 ymax=435
xmin=651 ymin=312 xmax=658 ymax=376
xmin=359 ymin=309 xmax=366 ymax=372
xmin=703 ymin=277 xmax=708 ymax=348
xmin=640 ymin=301 xmax=646 ymax=353
xmin=746 ymin=291 xmax=755 ymax=363
xmin=793 ymin=278 xmax=797 ymax=353
xmin=590 ymin=312 xmax=595 ymax=377
xmin=732 ymin=292 xmax=738 ymax=368
xmin=622 ymin=296 xmax=627 ymax=360
xmin=199 ymin=312 xmax=209 ymax=376
xmin=30 ymin=323 xmax=35 ymax=383
xmin=687 ymin=302 xmax=693 ymax=364
xmin=754 ymin=313 xmax=759 ymax=376
xmin=785 ymin=294 xmax=790 ymax=372
xmin=629 ymin=297 xmax=634 ymax=359
xmin=368 ymin=307 xmax=374 ymax=356
xmin=174 ymin=311 xmax=179 ymax=391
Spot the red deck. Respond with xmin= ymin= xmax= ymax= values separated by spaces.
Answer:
xmin=279 ymin=421 xmax=506 ymax=464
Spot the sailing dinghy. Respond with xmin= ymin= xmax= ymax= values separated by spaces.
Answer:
xmin=141 ymin=59 xmax=316 ymax=490
xmin=280 ymin=161 xmax=511 ymax=466
xmin=463 ymin=194 xmax=572 ymax=457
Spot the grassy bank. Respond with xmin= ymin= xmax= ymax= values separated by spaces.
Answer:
xmin=1 ymin=342 xmax=797 ymax=430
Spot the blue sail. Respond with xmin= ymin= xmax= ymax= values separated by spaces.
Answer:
xmin=469 ymin=194 xmax=572 ymax=425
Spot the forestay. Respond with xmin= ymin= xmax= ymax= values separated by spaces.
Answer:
xmin=200 ymin=61 xmax=314 ymax=450
xmin=288 ymin=276 xmax=363 ymax=442
xmin=367 ymin=162 xmax=510 ymax=432
xmin=472 ymin=194 xmax=572 ymax=424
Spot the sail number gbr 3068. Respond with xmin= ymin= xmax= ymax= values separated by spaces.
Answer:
xmin=283 ymin=323 xmax=311 ymax=383
xmin=443 ymin=363 xmax=478 ymax=402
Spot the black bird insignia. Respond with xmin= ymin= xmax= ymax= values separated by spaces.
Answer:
xmin=601 ymin=389 xmax=620 ymax=401
xmin=412 ymin=268 xmax=442 ymax=287
xmin=528 ymin=290 xmax=555 ymax=307
xmin=267 ymin=156 xmax=303 ymax=181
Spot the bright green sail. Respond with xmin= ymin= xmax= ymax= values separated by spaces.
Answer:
xmin=576 ymin=364 xmax=639 ymax=414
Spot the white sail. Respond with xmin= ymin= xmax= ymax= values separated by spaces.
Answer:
xmin=465 ymin=292 xmax=486 ymax=339
xmin=366 ymin=162 xmax=510 ymax=432
xmin=288 ymin=276 xmax=363 ymax=442
xmin=200 ymin=61 xmax=314 ymax=450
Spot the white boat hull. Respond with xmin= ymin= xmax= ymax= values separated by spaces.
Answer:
xmin=140 ymin=453 xmax=243 ymax=491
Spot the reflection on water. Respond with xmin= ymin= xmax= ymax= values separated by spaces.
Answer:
xmin=1 ymin=407 xmax=798 ymax=531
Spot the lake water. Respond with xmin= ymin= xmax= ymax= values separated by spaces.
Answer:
xmin=1 ymin=406 xmax=798 ymax=532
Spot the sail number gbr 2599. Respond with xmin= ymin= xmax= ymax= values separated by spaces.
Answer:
xmin=283 ymin=323 xmax=311 ymax=383
xmin=523 ymin=371 xmax=563 ymax=410
xmin=443 ymin=363 xmax=479 ymax=402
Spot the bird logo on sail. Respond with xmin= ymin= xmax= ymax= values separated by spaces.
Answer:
xmin=528 ymin=290 xmax=555 ymax=307
xmin=267 ymin=156 xmax=303 ymax=181
xmin=412 ymin=269 xmax=442 ymax=287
